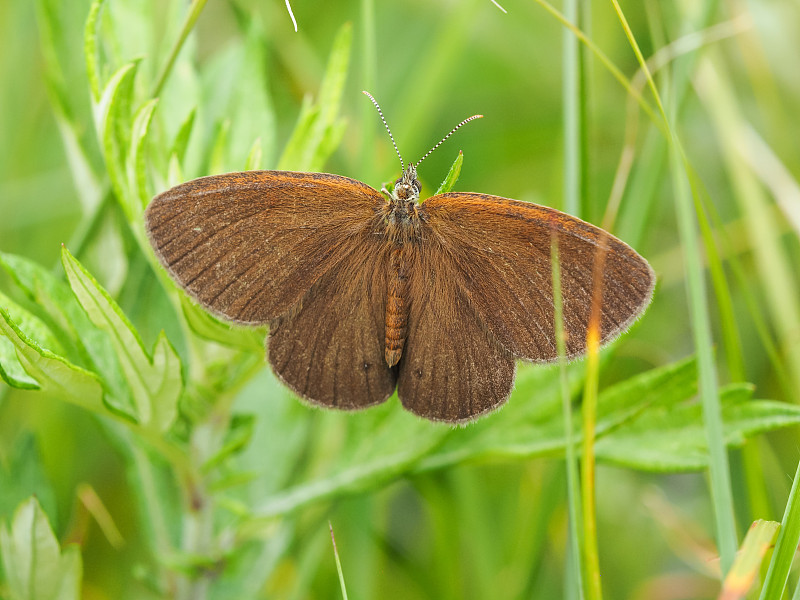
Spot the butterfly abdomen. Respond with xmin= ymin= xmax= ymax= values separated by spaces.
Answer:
xmin=385 ymin=245 xmax=411 ymax=367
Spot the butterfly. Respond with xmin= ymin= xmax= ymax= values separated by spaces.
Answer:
xmin=144 ymin=93 xmax=654 ymax=423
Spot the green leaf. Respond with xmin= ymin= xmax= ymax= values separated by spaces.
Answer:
xmin=237 ymin=357 xmax=799 ymax=524
xmin=0 ymin=497 xmax=82 ymax=600
xmin=203 ymin=414 xmax=256 ymax=473
xmin=61 ymin=246 xmax=180 ymax=432
xmin=93 ymin=60 xmax=140 ymax=219
xmin=245 ymin=137 xmax=263 ymax=171
xmin=0 ymin=435 xmax=58 ymax=523
xmin=243 ymin=405 xmax=446 ymax=528
xmin=0 ymin=307 xmax=106 ymax=415
xmin=208 ymin=119 xmax=231 ymax=175
xmin=128 ymin=98 xmax=158 ymax=211
xmin=0 ymin=252 xmax=133 ymax=416
xmin=170 ymin=107 xmax=196 ymax=167
xmin=277 ymin=22 xmax=351 ymax=171
xmin=180 ymin=295 xmax=263 ymax=353
xmin=434 ymin=151 xmax=463 ymax=195
xmin=83 ymin=0 xmax=106 ymax=103
xmin=595 ymin=384 xmax=800 ymax=471
xmin=594 ymin=354 xmax=697 ymax=435
xmin=0 ymin=292 xmax=61 ymax=389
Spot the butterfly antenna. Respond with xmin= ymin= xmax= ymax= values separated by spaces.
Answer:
xmin=415 ymin=114 xmax=484 ymax=167
xmin=363 ymin=90 xmax=404 ymax=171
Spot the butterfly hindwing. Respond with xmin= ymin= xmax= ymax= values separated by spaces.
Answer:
xmin=397 ymin=241 xmax=516 ymax=422
xmin=267 ymin=245 xmax=397 ymax=410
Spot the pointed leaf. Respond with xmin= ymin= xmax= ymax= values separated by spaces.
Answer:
xmin=0 ymin=293 xmax=61 ymax=389
xmin=595 ymin=384 xmax=800 ymax=471
xmin=435 ymin=151 xmax=464 ymax=195
xmin=61 ymin=247 xmax=180 ymax=431
xmin=180 ymin=295 xmax=263 ymax=353
xmin=277 ymin=23 xmax=351 ymax=171
xmin=0 ymin=307 xmax=105 ymax=414
xmin=170 ymin=107 xmax=196 ymax=166
xmin=0 ymin=497 xmax=82 ymax=600
xmin=93 ymin=60 xmax=140 ymax=218
xmin=0 ymin=252 xmax=133 ymax=416
xmin=245 ymin=137 xmax=263 ymax=171
xmin=128 ymin=98 xmax=158 ymax=211
xmin=83 ymin=0 xmax=105 ymax=103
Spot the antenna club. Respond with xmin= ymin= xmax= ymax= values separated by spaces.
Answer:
xmin=416 ymin=113 xmax=485 ymax=167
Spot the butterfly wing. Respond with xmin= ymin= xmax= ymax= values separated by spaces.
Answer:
xmin=145 ymin=171 xmax=385 ymax=324
xmin=418 ymin=193 xmax=655 ymax=361
xmin=267 ymin=246 xmax=397 ymax=409
xmin=397 ymin=242 xmax=516 ymax=422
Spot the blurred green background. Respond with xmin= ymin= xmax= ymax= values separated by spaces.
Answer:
xmin=2 ymin=0 xmax=800 ymax=598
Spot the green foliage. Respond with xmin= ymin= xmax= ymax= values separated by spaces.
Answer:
xmin=0 ymin=498 xmax=82 ymax=600
xmin=1 ymin=0 xmax=799 ymax=598
xmin=434 ymin=151 xmax=463 ymax=195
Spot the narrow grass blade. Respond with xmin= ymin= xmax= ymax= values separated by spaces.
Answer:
xmin=329 ymin=522 xmax=349 ymax=600
xmin=759 ymin=459 xmax=800 ymax=599
xmin=719 ymin=519 xmax=779 ymax=600
xmin=152 ymin=0 xmax=208 ymax=97
xmin=552 ymin=235 xmax=585 ymax=597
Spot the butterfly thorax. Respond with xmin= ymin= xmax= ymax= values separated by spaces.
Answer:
xmin=380 ymin=164 xmax=424 ymax=367
xmin=381 ymin=164 xmax=424 ymax=246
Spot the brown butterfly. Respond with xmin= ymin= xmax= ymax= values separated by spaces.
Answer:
xmin=145 ymin=93 xmax=654 ymax=423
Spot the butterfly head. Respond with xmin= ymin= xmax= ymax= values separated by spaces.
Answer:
xmin=393 ymin=164 xmax=422 ymax=203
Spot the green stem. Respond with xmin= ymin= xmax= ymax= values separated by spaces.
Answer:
xmin=152 ymin=0 xmax=208 ymax=98
xmin=609 ymin=0 xmax=738 ymax=575
xmin=581 ymin=343 xmax=601 ymax=600
xmin=670 ymin=137 xmax=737 ymax=574
xmin=563 ymin=0 xmax=581 ymax=217
xmin=532 ymin=0 xmax=661 ymax=133
xmin=552 ymin=236 xmax=585 ymax=598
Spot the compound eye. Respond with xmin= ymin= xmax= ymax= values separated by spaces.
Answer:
xmin=412 ymin=179 xmax=421 ymax=194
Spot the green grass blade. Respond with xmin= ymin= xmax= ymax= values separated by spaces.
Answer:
xmin=329 ymin=522 xmax=349 ymax=600
xmin=562 ymin=0 xmax=583 ymax=217
xmin=152 ymin=0 xmax=208 ymax=97
xmin=552 ymin=236 xmax=585 ymax=598
xmin=759 ymin=459 xmax=800 ymax=599
xmin=720 ymin=520 xmax=779 ymax=600
xmin=669 ymin=138 xmax=737 ymax=573
xmin=608 ymin=0 xmax=738 ymax=574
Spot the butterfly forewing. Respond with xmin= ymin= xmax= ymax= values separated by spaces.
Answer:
xmin=420 ymin=193 xmax=655 ymax=361
xmin=145 ymin=171 xmax=386 ymax=324
xmin=268 ymin=244 xmax=397 ymax=410
xmin=397 ymin=241 xmax=516 ymax=422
